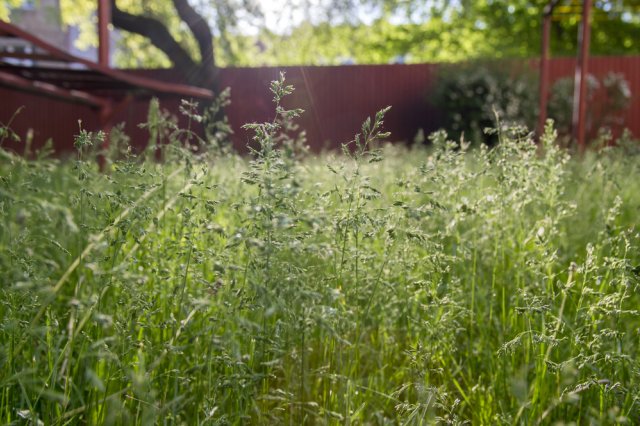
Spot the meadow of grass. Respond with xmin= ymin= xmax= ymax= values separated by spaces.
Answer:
xmin=1 ymin=77 xmax=639 ymax=425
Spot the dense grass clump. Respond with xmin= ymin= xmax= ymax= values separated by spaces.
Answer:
xmin=1 ymin=78 xmax=639 ymax=424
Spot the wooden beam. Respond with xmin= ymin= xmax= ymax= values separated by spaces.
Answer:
xmin=0 ymin=69 xmax=110 ymax=108
xmin=0 ymin=21 xmax=214 ymax=99
xmin=98 ymin=0 xmax=111 ymax=67
xmin=538 ymin=0 xmax=561 ymax=138
xmin=571 ymin=0 xmax=592 ymax=151
xmin=0 ymin=51 xmax=61 ymax=62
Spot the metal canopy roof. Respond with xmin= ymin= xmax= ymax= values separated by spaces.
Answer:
xmin=0 ymin=20 xmax=214 ymax=105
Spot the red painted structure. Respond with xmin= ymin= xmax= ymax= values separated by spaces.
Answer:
xmin=0 ymin=19 xmax=212 ymax=158
xmin=97 ymin=0 xmax=110 ymax=67
xmin=538 ymin=0 xmax=561 ymax=137
xmin=539 ymin=0 xmax=593 ymax=151
xmin=573 ymin=0 xmax=593 ymax=151
xmin=0 ymin=21 xmax=213 ymax=100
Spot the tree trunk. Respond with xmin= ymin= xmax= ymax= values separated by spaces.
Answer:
xmin=171 ymin=0 xmax=217 ymax=89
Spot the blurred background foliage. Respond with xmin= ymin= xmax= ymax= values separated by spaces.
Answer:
xmin=2 ymin=0 xmax=639 ymax=68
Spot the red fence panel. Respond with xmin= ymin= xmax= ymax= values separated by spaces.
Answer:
xmin=218 ymin=64 xmax=441 ymax=152
xmin=0 ymin=87 xmax=99 ymax=156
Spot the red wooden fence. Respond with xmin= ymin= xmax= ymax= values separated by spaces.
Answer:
xmin=1 ymin=57 xmax=638 ymax=155
xmin=218 ymin=64 xmax=442 ymax=152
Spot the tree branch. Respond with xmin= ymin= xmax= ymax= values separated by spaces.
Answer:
xmin=110 ymin=0 xmax=199 ymax=81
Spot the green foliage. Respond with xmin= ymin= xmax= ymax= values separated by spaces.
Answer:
xmin=230 ymin=18 xmax=494 ymax=66
xmin=384 ymin=0 xmax=640 ymax=59
xmin=203 ymin=87 xmax=234 ymax=153
xmin=5 ymin=0 xmax=640 ymax=67
xmin=73 ymin=120 xmax=105 ymax=151
xmin=0 ymin=106 xmax=23 ymax=147
xmin=0 ymin=0 xmax=23 ymax=21
xmin=230 ymin=1 xmax=640 ymax=66
xmin=433 ymin=61 xmax=538 ymax=144
xmin=1 ymin=77 xmax=640 ymax=425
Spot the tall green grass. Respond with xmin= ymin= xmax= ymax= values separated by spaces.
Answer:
xmin=1 ymin=76 xmax=639 ymax=424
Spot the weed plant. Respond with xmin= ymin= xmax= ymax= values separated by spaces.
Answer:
xmin=0 ymin=76 xmax=639 ymax=425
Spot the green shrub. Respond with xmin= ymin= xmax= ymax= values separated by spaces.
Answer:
xmin=432 ymin=61 xmax=538 ymax=144
xmin=433 ymin=63 xmax=633 ymax=149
